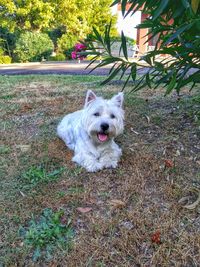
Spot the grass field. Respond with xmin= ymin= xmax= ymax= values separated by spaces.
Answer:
xmin=0 ymin=74 xmax=200 ymax=266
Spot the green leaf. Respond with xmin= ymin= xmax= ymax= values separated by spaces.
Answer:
xmin=145 ymin=73 xmax=152 ymax=88
xmin=121 ymin=0 xmax=127 ymax=16
xmin=181 ymin=0 xmax=190 ymax=8
xmin=165 ymin=72 xmax=177 ymax=95
xmin=101 ymin=64 xmax=123 ymax=85
xmin=92 ymin=27 xmax=104 ymax=44
xmin=121 ymin=31 xmax=128 ymax=60
xmin=89 ymin=57 xmax=123 ymax=73
xmin=105 ymin=22 xmax=111 ymax=54
xmin=131 ymin=64 xmax=137 ymax=81
xmin=165 ymin=23 xmax=192 ymax=45
xmin=111 ymin=0 xmax=120 ymax=7
xmin=122 ymin=72 xmax=131 ymax=90
xmin=192 ymin=0 xmax=200 ymax=13
xmin=153 ymin=0 xmax=169 ymax=20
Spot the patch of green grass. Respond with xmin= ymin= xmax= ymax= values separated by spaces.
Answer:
xmin=151 ymin=114 xmax=163 ymax=126
xmin=19 ymin=208 xmax=74 ymax=262
xmin=179 ymin=94 xmax=200 ymax=125
xmin=0 ymin=145 xmax=11 ymax=154
xmin=21 ymin=163 xmax=64 ymax=189
xmin=0 ymin=93 xmax=16 ymax=100
xmin=0 ymin=74 xmax=105 ymax=87
xmin=125 ymin=94 xmax=148 ymax=110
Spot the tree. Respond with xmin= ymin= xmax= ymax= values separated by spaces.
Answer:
xmin=86 ymin=0 xmax=200 ymax=95
xmin=0 ymin=0 xmax=117 ymax=59
xmin=0 ymin=0 xmax=54 ymax=32
xmin=51 ymin=0 xmax=117 ymax=43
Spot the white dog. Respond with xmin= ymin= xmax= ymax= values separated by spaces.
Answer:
xmin=57 ymin=90 xmax=124 ymax=172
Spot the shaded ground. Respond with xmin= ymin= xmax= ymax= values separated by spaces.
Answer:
xmin=0 ymin=75 xmax=200 ymax=266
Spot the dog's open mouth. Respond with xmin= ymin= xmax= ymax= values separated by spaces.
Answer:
xmin=97 ymin=133 xmax=108 ymax=142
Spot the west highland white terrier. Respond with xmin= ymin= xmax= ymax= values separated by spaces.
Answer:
xmin=57 ymin=90 xmax=124 ymax=172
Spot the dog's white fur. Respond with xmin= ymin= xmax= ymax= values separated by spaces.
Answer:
xmin=57 ymin=90 xmax=124 ymax=172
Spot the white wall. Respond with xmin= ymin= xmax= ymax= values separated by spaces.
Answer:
xmin=116 ymin=11 xmax=141 ymax=40
xmin=111 ymin=5 xmax=141 ymax=41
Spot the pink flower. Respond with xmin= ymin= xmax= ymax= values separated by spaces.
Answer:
xmin=71 ymin=51 xmax=77 ymax=59
xmin=75 ymin=43 xmax=87 ymax=52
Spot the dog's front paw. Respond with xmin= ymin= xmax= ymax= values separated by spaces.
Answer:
xmin=72 ymin=154 xmax=102 ymax=172
xmin=85 ymin=164 xmax=102 ymax=172
xmin=104 ymin=160 xmax=118 ymax=169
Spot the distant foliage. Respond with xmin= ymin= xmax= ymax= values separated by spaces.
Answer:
xmin=48 ymin=53 xmax=66 ymax=61
xmin=0 ymin=55 xmax=12 ymax=64
xmin=86 ymin=0 xmax=200 ymax=94
xmin=15 ymin=32 xmax=54 ymax=62
xmin=0 ymin=47 xmax=12 ymax=64
xmin=0 ymin=0 xmax=117 ymax=62
xmin=57 ymin=33 xmax=78 ymax=54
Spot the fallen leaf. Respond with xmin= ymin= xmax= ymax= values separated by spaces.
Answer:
xmin=151 ymin=230 xmax=161 ymax=244
xmin=164 ymin=159 xmax=174 ymax=168
xmin=76 ymin=207 xmax=92 ymax=213
xmin=109 ymin=199 xmax=126 ymax=209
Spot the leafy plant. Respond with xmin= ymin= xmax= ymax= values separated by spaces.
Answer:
xmin=48 ymin=53 xmax=66 ymax=61
xmin=85 ymin=0 xmax=200 ymax=95
xmin=14 ymin=32 xmax=54 ymax=62
xmin=21 ymin=163 xmax=64 ymax=188
xmin=0 ymin=55 xmax=11 ymax=64
xmin=0 ymin=46 xmax=12 ymax=63
xmin=19 ymin=208 xmax=74 ymax=261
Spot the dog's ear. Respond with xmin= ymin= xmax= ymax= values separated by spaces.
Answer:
xmin=111 ymin=92 xmax=124 ymax=108
xmin=84 ymin=90 xmax=97 ymax=108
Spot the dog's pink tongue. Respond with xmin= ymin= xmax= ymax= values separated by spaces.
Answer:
xmin=98 ymin=133 xmax=108 ymax=142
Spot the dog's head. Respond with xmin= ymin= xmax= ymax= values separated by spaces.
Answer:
xmin=82 ymin=90 xmax=124 ymax=144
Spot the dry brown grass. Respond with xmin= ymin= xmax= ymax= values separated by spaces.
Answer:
xmin=0 ymin=75 xmax=199 ymax=266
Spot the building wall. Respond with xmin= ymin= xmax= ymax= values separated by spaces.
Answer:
xmin=116 ymin=11 xmax=141 ymax=41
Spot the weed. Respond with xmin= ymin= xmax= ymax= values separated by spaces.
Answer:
xmin=0 ymin=94 xmax=16 ymax=100
xmin=56 ymin=191 xmax=65 ymax=198
xmin=21 ymin=162 xmax=64 ymax=188
xmin=0 ymin=145 xmax=11 ymax=154
xmin=19 ymin=208 xmax=74 ymax=262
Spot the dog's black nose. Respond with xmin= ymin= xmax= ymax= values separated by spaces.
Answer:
xmin=101 ymin=123 xmax=109 ymax=131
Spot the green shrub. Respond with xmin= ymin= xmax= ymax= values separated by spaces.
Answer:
xmin=0 ymin=47 xmax=12 ymax=64
xmin=14 ymin=32 xmax=54 ymax=62
xmin=0 ymin=55 xmax=12 ymax=64
xmin=48 ymin=53 xmax=66 ymax=61
xmin=57 ymin=33 xmax=78 ymax=54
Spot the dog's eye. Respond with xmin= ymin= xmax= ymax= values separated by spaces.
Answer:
xmin=94 ymin=112 xmax=100 ymax=117
xmin=110 ymin=114 xmax=115 ymax=119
